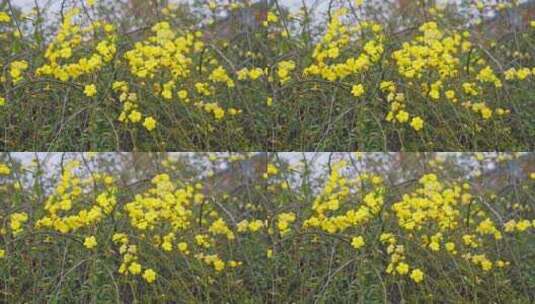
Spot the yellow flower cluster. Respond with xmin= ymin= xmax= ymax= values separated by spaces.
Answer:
xmin=36 ymin=9 xmax=116 ymax=82
xmin=123 ymin=20 xmax=197 ymax=78
xmin=10 ymin=60 xmax=29 ymax=84
xmin=115 ymin=172 xmax=250 ymax=280
xmin=112 ymin=232 xmax=157 ymax=283
xmin=237 ymin=67 xmax=265 ymax=81
xmin=35 ymin=161 xmax=117 ymax=234
xmin=390 ymin=21 xmax=507 ymax=124
xmin=303 ymin=162 xmax=384 ymax=235
xmin=392 ymin=174 xmax=468 ymax=232
xmin=209 ymin=218 xmax=235 ymax=240
xmin=113 ymin=82 xmax=159 ymax=131
xmin=124 ymin=174 xmax=199 ymax=231
xmin=276 ymin=60 xmax=297 ymax=85
xmin=209 ymin=66 xmax=235 ymax=88
xmin=379 ymin=170 xmax=533 ymax=282
xmin=393 ymin=22 xmax=465 ymax=81
xmin=0 ymin=163 xmax=10 ymax=175
xmin=10 ymin=212 xmax=29 ymax=235
xmin=304 ymin=10 xmax=383 ymax=82
xmin=504 ymin=67 xmax=535 ymax=81
xmin=262 ymin=163 xmax=279 ymax=179
xmin=262 ymin=11 xmax=279 ymax=27
xmin=121 ymin=22 xmax=234 ymax=123
xmin=0 ymin=11 xmax=11 ymax=23
xmin=504 ymin=218 xmax=534 ymax=233
xmin=196 ymin=253 xmax=227 ymax=272
xmin=237 ymin=219 xmax=265 ymax=233
xmin=277 ymin=212 xmax=296 ymax=236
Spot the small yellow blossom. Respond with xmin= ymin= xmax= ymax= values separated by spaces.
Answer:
xmin=143 ymin=117 xmax=157 ymax=131
xmin=143 ymin=268 xmax=157 ymax=283
xmin=0 ymin=12 xmax=11 ymax=23
xmin=410 ymin=269 xmax=424 ymax=283
xmin=396 ymin=111 xmax=409 ymax=123
xmin=84 ymin=84 xmax=97 ymax=97
xmin=84 ymin=236 xmax=97 ymax=249
xmin=351 ymin=84 xmax=365 ymax=97
xmin=0 ymin=163 xmax=10 ymax=175
xmin=410 ymin=117 xmax=424 ymax=131
xmin=267 ymin=97 xmax=273 ymax=107
xmin=396 ymin=262 xmax=409 ymax=275
xmin=128 ymin=111 xmax=142 ymax=123
xmin=129 ymin=262 xmax=142 ymax=274
xmin=351 ymin=236 xmax=365 ymax=249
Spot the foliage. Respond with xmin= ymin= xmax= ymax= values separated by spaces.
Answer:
xmin=0 ymin=152 xmax=534 ymax=303
xmin=1 ymin=1 xmax=535 ymax=150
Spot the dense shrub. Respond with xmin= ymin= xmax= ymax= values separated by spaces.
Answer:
xmin=1 ymin=1 xmax=535 ymax=150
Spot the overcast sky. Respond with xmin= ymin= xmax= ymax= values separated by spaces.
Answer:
xmin=15 ymin=0 xmax=323 ymax=11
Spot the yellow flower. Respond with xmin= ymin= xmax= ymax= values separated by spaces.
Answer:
xmin=410 ymin=268 xmax=424 ymax=283
xmin=429 ymin=89 xmax=440 ymax=100
xmin=213 ymin=259 xmax=225 ymax=271
xmin=267 ymin=164 xmax=279 ymax=175
xmin=481 ymin=259 xmax=493 ymax=271
xmin=396 ymin=111 xmax=409 ymax=123
xmin=84 ymin=84 xmax=97 ymax=97
xmin=162 ymin=241 xmax=173 ymax=251
xmin=178 ymin=90 xmax=188 ymax=100
xmin=10 ymin=61 xmax=28 ymax=84
xmin=410 ymin=117 xmax=424 ymax=131
xmin=445 ymin=242 xmax=456 ymax=253
xmin=0 ymin=249 xmax=5 ymax=258
xmin=128 ymin=262 xmax=142 ymax=274
xmin=481 ymin=107 xmax=492 ymax=120
xmin=277 ymin=60 xmax=296 ymax=84
xmin=0 ymin=163 xmax=10 ymax=175
xmin=267 ymin=11 xmax=279 ymax=23
xmin=396 ymin=262 xmax=409 ymax=275
xmin=128 ymin=111 xmax=142 ymax=123
xmin=0 ymin=12 xmax=11 ymax=23
xmin=10 ymin=212 xmax=28 ymax=234
xmin=351 ymin=84 xmax=365 ymax=97
xmin=83 ymin=236 xmax=97 ymax=249
xmin=429 ymin=241 xmax=440 ymax=251
xmin=351 ymin=236 xmax=365 ymax=249
xmin=177 ymin=242 xmax=188 ymax=253
xmin=516 ymin=220 xmax=532 ymax=232
xmin=143 ymin=117 xmax=157 ymax=131
xmin=248 ymin=220 xmax=264 ymax=232
xmin=445 ymin=90 xmax=456 ymax=100
xmin=0 ymin=96 xmax=5 ymax=106
xmin=143 ymin=268 xmax=157 ymax=283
